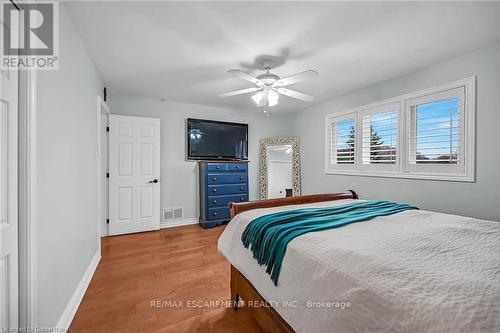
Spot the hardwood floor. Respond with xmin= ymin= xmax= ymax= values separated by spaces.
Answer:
xmin=69 ymin=225 xmax=263 ymax=333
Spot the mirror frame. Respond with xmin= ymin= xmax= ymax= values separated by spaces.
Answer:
xmin=259 ymin=136 xmax=301 ymax=199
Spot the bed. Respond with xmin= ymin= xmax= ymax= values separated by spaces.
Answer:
xmin=217 ymin=191 xmax=500 ymax=333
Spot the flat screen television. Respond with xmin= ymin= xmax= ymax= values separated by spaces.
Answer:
xmin=187 ymin=118 xmax=248 ymax=160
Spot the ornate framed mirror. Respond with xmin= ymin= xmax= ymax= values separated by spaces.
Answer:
xmin=259 ymin=137 xmax=301 ymax=199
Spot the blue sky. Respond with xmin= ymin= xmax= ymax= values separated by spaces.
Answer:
xmin=335 ymin=118 xmax=355 ymax=150
xmin=414 ymin=97 xmax=459 ymax=159
xmin=369 ymin=111 xmax=397 ymax=148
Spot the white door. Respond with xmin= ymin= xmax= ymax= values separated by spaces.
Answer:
xmin=0 ymin=34 xmax=19 ymax=332
xmin=109 ymin=115 xmax=160 ymax=235
xmin=99 ymin=103 xmax=109 ymax=237
xmin=0 ymin=6 xmax=19 ymax=329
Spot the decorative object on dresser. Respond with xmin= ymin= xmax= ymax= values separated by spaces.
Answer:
xmin=260 ymin=137 xmax=301 ymax=199
xmin=199 ymin=161 xmax=249 ymax=228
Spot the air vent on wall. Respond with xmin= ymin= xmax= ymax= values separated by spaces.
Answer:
xmin=163 ymin=208 xmax=173 ymax=221
xmin=163 ymin=207 xmax=183 ymax=221
xmin=173 ymin=207 xmax=183 ymax=219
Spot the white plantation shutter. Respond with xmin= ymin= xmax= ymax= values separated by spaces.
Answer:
xmin=325 ymin=77 xmax=474 ymax=181
xmin=407 ymin=87 xmax=466 ymax=175
xmin=326 ymin=115 xmax=356 ymax=170
xmin=360 ymin=104 xmax=399 ymax=171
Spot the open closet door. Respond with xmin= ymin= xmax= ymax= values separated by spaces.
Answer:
xmin=108 ymin=115 xmax=160 ymax=235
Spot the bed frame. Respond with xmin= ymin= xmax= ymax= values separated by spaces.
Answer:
xmin=228 ymin=190 xmax=358 ymax=333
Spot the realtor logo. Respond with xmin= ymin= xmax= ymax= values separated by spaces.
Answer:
xmin=1 ymin=1 xmax=59 ymax=69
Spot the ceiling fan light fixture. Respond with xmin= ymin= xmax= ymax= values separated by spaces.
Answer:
xmin=251 ymin=91 xmax=265 ymax=105
xmin=267 ymin=89 xmax=279 ymax=107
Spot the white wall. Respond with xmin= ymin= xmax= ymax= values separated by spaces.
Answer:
xmin=36 ymin=5 xmax=103 ymax=326
xmin=109 ymin=95 xmax=292 ymax=220
xmin=289 ymin=42 xmax=500 ymax=221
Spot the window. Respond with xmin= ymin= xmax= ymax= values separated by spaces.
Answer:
xmin=328 ymin=116 xmax=356 ymax=167
xmin=360 ymin=104 xmax=400 ymax=172
xmin=325 ymin=77 xmax=475 ymax=181
xmin=407 ymin=87 xmax=465 ymax=176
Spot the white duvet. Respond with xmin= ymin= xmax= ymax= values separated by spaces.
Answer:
xmin=217 ymin=199 xmax=500 ymax=333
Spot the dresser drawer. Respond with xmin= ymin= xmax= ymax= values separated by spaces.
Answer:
xmin=207 ymin=207 xmax=231 ymax=220
xmin=207 ymin=173 xmax=247 ymax=185
xmin=207 ymin=194 xmax=248 ymax=208
xmin=228 ymin=163 xmax=247 ymax=171
xmin=208 ymin=184 xmax=248 ymax=195
xmin=207 ymin=163 xmax=227 ymax=171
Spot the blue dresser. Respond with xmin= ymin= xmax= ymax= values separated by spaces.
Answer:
xmin=199 ymin=161 xmax=249 ymax=228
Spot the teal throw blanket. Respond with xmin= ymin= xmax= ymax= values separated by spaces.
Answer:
xmin=241 ymin=200 xmax=418 ymax=285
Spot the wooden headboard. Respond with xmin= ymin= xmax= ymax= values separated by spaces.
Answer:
xmin=229 ymin=190 xmax=358 ymax=218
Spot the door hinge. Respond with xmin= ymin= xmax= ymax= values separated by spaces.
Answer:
xmin=106 ymin=218 xmax=109 ymax=224
xmin=106 ymin=172 xmax=109 ymax=178
xmin=106 ymin=126 xmax=109 ymax=132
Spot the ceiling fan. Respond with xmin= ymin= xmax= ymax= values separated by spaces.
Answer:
xmin=218 ymin=66 xmax=319 ymax=112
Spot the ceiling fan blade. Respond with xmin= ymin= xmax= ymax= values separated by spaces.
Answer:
xmin=217 ymin=87 xmax=261 ymax=98
xmin=274 ymin=70 xmax=319 ymax=87
xmin=228 ymin=69 xmax=262 ymax=85
xmin=276 ymin=87 xmax=315 ymax=102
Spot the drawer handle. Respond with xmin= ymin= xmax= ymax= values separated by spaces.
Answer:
xmin=212 ymin=199 xmax=217 ymax=204
xmin=212 ymin=177 xmax=217 ymax=181
xmin=240 ymin=197 xmax=245 ymax=202
xmin=236 ymin=165 xmax=240 ymax=169
xmin=212 ymin=188 xmax=217 ymax=193
xmin=213 ymin=212 xmax=218 ymax=216
xmin=239 ymin=176 xmax=244 ymax=180
xmin=216 ymin=166 xmax=221 ymax=170
xmin=240 ymin=187 xmax=244 ymax=191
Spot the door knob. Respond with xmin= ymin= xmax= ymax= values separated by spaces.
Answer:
xmin=148 ymin=179 xmax=159 ymax=184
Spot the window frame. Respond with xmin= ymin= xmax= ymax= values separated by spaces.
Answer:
xmin=406 ymin=87 xmax=465 ymax=176
xmin=324 ymin=77 xmax=475 ymax=182
xmin=325 ymin=111 xmax=357 ymax=171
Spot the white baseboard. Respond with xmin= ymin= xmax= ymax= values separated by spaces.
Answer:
xmin=160 ymin=217 xmax=198 ymax=229
xmin=56 ymin=250 xmax=101 ymax=331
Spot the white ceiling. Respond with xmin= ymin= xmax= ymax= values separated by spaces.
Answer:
xmin=65 ymin=1 xmax=500 ymax=114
